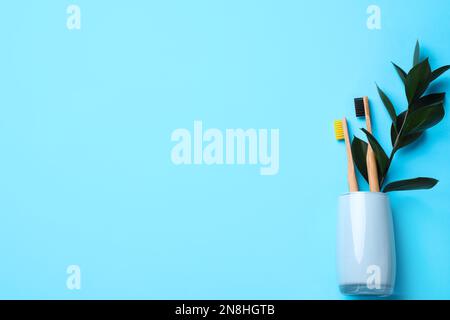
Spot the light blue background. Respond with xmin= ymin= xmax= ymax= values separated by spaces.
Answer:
xmin=0 ymin=0 xmax=449 ymax=299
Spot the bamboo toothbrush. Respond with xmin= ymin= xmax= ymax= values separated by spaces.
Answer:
xmin=334 ymin=118 xmax=359 ymax=192
xmin=354 ymin=97 xmax=380 ymax=192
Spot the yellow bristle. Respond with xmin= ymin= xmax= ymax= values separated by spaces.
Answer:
xmin=334 ymin=120 xmax=344 ymax=140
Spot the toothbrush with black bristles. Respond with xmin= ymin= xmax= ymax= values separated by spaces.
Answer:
xmin=354 ymin=97 xmax=380 ymax=192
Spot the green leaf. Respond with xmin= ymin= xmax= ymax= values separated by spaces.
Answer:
xmin=391 ymin=125 xmax=423 ymax=150
xmin=390 ymin=111 xmax=423 ymax=150
xmin=403 ymin=103 xmax=445 ymax=134
xmin=390 ymin=122 xmax=398 ymax=147
xmin=410 ymin=93 xmax=445 ymax=111
xmin=413 ymin=40 xmax=420 ymax=66
xmin=361 ymin=128 xmax=389 ymax=182
xmin=376 ymin=84 xmax=397 ymax=126
xmin=351 ymin=137 xmax=369 ymax=183
xmin=392 ymin=62 xmax=407 ymax=85
xmin=405 ymin=58 xmax=431 ymax=104
xmin=430 ymin=65 xmax=450 ymax=82
xmin=391 ymin=117 xmax=423 ymax=152
xmin=383 ymin=177 xmax=438 ymax=192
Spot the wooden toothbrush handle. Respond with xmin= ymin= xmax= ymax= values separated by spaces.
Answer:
xmin=363 ymin=97 xmax=380 ymax=192
xmin=342 ymin=118 xmax=359 ymax=192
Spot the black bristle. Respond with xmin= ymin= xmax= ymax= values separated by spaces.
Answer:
xmin=354 ymin=97 xmax=365 ymax=118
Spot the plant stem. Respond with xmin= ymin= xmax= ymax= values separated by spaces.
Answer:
xmin=380 ymin=110 xmax=410 ymax=187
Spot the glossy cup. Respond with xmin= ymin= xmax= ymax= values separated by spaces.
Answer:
xmin=337 ymin=192 xmax=396 ymax=296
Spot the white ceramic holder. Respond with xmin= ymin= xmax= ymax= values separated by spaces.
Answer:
xmin=337 ymin=192 xmax=396 ymax=296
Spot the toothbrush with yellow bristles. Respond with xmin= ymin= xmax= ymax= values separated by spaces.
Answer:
xmin=334 ymin=118 xmax=359 ymax=192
